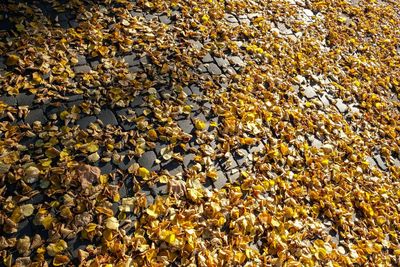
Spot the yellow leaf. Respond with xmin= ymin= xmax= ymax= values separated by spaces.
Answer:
xmin=195 ymin=119 xmax=206 ymax=130
xmin=6 ymin=54 xmax=20 ymax=66
xmin=138 ymin=167 xmax=150 ymax=179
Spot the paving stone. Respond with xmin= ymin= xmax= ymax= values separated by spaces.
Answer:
xmin=219 ymin=152 xmax=238 ymax=171
xmin=0 ymin=95 xmax=17 ymax=105
xmin=365 ymin=156 xmax=377 ymax=167
xmin=214 ymin=57 xmax=230 ymax=68
xmin=202 ymin=53 xmax=213 ymax=63
xmin=163 ymin=160 xmax=183 ymax=176
xmin=229 ymin=56 xmax=245 ymax=67
xmin=335 ymin=99 xmax=348 ymax=113
xmin=159 ymin=15 xmax=171 ymax=24
xmin=238 ymin=15 xmax=250 ymax=25
xmin=151 ymin=183 xmax=168 ymax=196
xmin=392 ymin=158 xmax=400 ymax=167
xmin=198 ymin=64 xmax=208 ymax=73
xmin=118 ymin=156 xmax=136 ymax=171
xmin=207 ymin=63 xmax=222 ymax=75
xmin=277 ymin=22 xmax=292 ymax=34
xmin=320 ymin=94 xmax=330 ymax=106
xmin=374 ymin=155 xmax=387 ymax=171
xmin=98 ymin=162 xmax=115 ymax=174
xmin=25 ymin=109 xmax=47 ymax=124
xmin=68 ymin=95 xmax=84 ymax=102
xmin=224 ymin=13 xmax=238 ymax=23
xmin=311 ymin=138 xmax=322 ymax=148
xmin=214 ymin=170 xmax=228 ymax=189
xmin=145 ymin=14 xmax=157 ymax=21
xmin=234 ymin=149 xmax=250 ymax=166
xmin=129 ymin=66 xmax=143 ymax=73
xmin=77 ymin=115 xmax=97 ymax=129
xmin=183 ymin=153 xmax=196 ymax=168
xmin=16 ymin=93 xmax=35 ymax=106
xmin=90 ymin=60 xmax=100 ymax=69
xmin=189 ymin=40 xmax=203 ymax=50
xmin=303 ymin=86 xmax=317 ymax=99
xmin=146 ymin=194 xmax=155 ymax=206
xmin=74 ymin=65 xmax=91 ymax=74
xmin=69 ymin=19 xmax=79 ymax=28
xmin=177 ymin=119 xmax=194 ymax=134
xmin=123 ymin=54 xmax=139 ymax=66
xmin=190 ymin=84 xmax=202 ymax=95
xmin=76 ymin=55 xmax=87 ymax=65
xmin=138 ymin=151 xmax=157 ymax=170
xmin=98 ymin=109 xmax=118 ymax=126
xmin=227 ymin=168 xmax=240 ymax=183
xmin=303 ymin=9 xmax=314 ymax=17
xmin=131 ymin=11 xmax=143 ymax=17
xmin=249 ymin=142 xmax=265 ymax=154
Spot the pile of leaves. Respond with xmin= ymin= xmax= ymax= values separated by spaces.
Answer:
xmin=0 ymin=0 xmax=400 ymax=266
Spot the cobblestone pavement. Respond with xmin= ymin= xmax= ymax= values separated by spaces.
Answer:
xmin=1 ymin=0 xmax=400 ymax=266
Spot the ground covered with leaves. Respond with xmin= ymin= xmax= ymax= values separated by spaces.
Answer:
xmin=1 ymin=0 xmax=400 ymax=266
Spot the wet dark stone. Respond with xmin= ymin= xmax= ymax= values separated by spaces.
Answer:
xmin=76 ymin=115 xmax=96 ymax=129
xmin=16 ymin=93 xmax=35 ymax=107
xmin=151 ymin=182 xmax=168 ymax=196
xmin=118 ymin=156 xmax=136 ymax=171
xmin=98 ymin=109 xmax=118 ymax=126
xmin=0 ymin=95 xmax=17 ymax=105
xmin=190 ymin=84 xmax=202 ymax=95
xmin=25 ymin=109 xmax=47 ymax=124
xmin=99 ymin=162 xmax=115 ymax=174
xmin=138 ymin=151 xmax=156 ymax=170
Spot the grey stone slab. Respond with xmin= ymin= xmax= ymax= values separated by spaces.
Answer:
xmin=159 ymin=15 xmax=171 ymax=24
xmin=99 ymin=162 xmax=115 ymax=174
xmin=198 ymin=64 xmax=208 ymax=73
xmin=224 ymin=14 xmax=238 ymax=23
xmin=214 ymin=57 xmax=230 ymax=68
xmin=207 ymin=63 xmax=222 ymax=75
xmin=146 ymin=194 xmax=155 ymax=206
xmin=163 ymin=160 xmax=183 ymax=176
xmin=0 ymin=95 xmax=17 ymax=105
xmin=98 ymin=109 xmax=118 ymax=126
xmin=393 ymin=158 xmax=400 ymax=167
xmin=138 ymin=151 xmax=157 ymax=170
xmin=77 ymin=115 xmax=97 ymax=129
xmin=320 ymin=94 xmax=330 ymax=106
xmin=238 ymin=15 xmax=250 ymax=25
xmin=25 ymin=109 xmax=47 ymax=124
xmin=277 ymin=22 xmax=292 ymax=34
xmin=131 ymin=95 xmax=145 ymax=107
xmin=365 ymin=156 xmax=377 ymax=167
xmin=74 ymin=65 xmax=91 ymax=74
xmin=249 ymin=142 xmax=265 ymax=154
xmin=190 ymin=84 xmax=202 ymax=95
xmin=151 ymin=183 xmax=168 ymax=196
xmin=68 ymin=95 xmax=84 ymax=102
xmin=303 ymin=86 xmax=317 ymax=99
xmin=129 ymin=66 xmax=143 ymax=73
xmin=202 ymin=53 xmax=213 ymax=63
xmin=16 ymin=93 xmax=35 ymax=106
xmin=311 ymin=138 xmax=322 ymax=148
xmin=76 ymin=55 xmax=87 ymax=65
xmin=177 ymin=119 xmax=194 ymax=134
xmin=183 ymin=153 xmax=196 ymax=168
xmin=189 ymin=40 xmax=203 ymax=50
xmin=335 ymin=99 xmax=348 ymax=113
xmin=219 ymin=152 xmax=238 ymax=171
xmin=227 ymin=168 xmax=240 ymax=183
xmin=131 ymin=11 xmax=143 ymax=17
xmin=123 ymin=54 xmax=139 ymax=66
xmin=229 ymin=56 xmax=245 ymax=67
xmin=90 ymin=60 xmax=100 ymax=69
xmin=234 ymin=149 xmax=249 ymax=166
xmin=374 ymin=155 xmax=387 ymax=171
xmin=145 ymin=14 xmax=157 ymax=21
xmin=118 ymin=156 xmax=136 ymax=171
xmin=214 ymin=170 xmax=228 ymax=189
